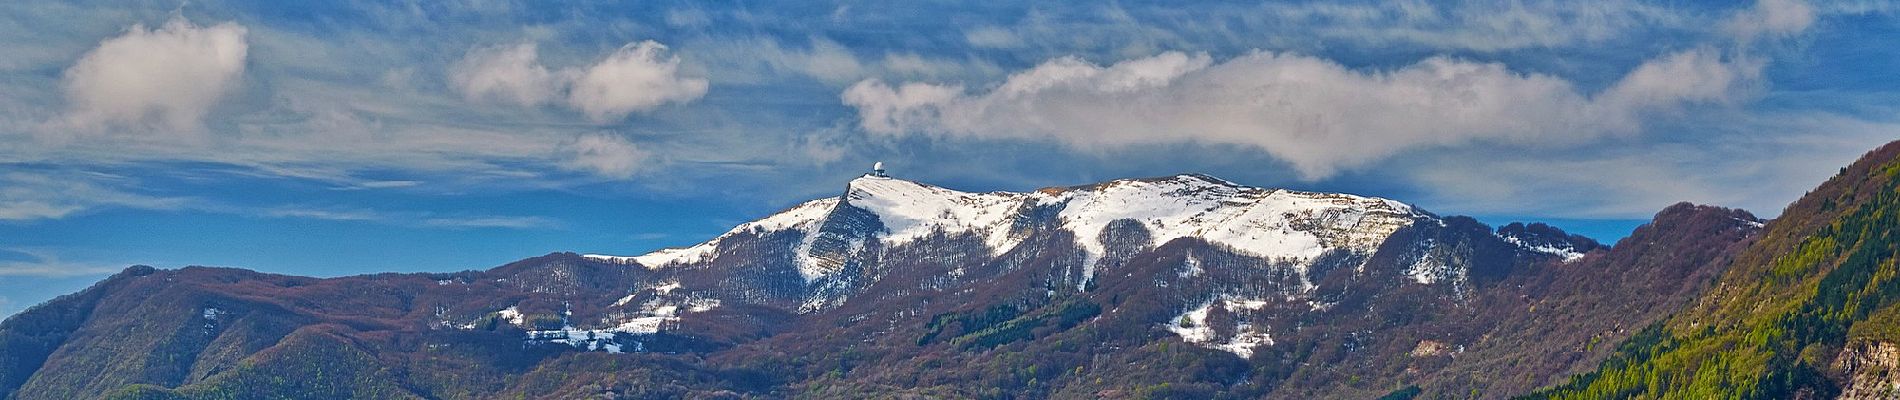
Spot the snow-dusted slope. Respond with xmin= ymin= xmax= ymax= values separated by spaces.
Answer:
xmin=1040 ymin=175 xmax=1418 ymax=287
xmin=841 ymin=176 xmax=1030 ymax=255
xmin=588 ymin=173 xmax=1437 ymax=289
xmin=585 ymin=197 xmax=841 ymax=268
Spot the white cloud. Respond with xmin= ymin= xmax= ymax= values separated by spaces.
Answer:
xmin=0 ymin=248 xmax=124 ymax=277
xmin=1404 ymin=111 xmax=1898 ymax=218
xmin=694 ymin=37 xmax=867 ymax=85
xmin=688 ymin=36 xmax=998 ymax=88
xmin=256 ymin=205 xmax=561 ymax=229
xmin=450 ymin=42 xmax=562 ymax=106
xmin=59 ymin=17 xmax=247 ymax=133
xmin=567 ymin=41 xmax=709 ymax=122
xmin=561 ymin=133 xmax=650 ymax=178
xmin=0 ymin=170 xmax=191 ymax=220
xmin=963 ymin=26 xmax=1022 ymax=48
xmin=421 ymin=216 xmax=559 ymax=229
xmin=792 ymin=126 xmax=851 ymax=166
xmin=972 ymin=1 xmax=1691 ymax=55
xmin=845 ymin=49 xmax=1757 ymax=179
xmin=0 ymin=166 xmax=574 ymax=226
xmin=448 ymin=40 xmax=707 ymax=123
xmin=259 ymin=207 xmax=382 ymax=221
xmin=1604 ymin=49 xmax=1760 ymax=109
xmin=1725 ymin=0 xmax=1816 ymax=42
xmin=664 ymin=8 xmax=712 ymax=28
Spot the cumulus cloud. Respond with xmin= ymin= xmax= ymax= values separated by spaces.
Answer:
xmin=448 ymin=40 xmax=706 ymax=123
xmin=60 ymin=17 xmax=247 ymax=133
xmin=567 ymin=41 xmax=710 ymax=122
xmin=1603 ymin=49 xmax=1760 ymax=109
xmin=844 ymin=49 xmax=1758 ymax=179
xmin=561 ymin=133 xmax=650 ymax=178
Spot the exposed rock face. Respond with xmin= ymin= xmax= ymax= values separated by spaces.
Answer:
xmin=1837 ymin=341 xmax=1900 ymax=400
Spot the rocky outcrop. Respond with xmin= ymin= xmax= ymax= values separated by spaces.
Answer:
xmin=1837 ymin=340 xmax=1900 ymax=400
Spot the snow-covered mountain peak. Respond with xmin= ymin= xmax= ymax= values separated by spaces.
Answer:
xmin=842 ymin=174 xmax=1028 ymax=252
xmin=1040 ymin=174 xmax=1426 ymax=287
xmin=592 ymin=173 xmax=1450 ymax=291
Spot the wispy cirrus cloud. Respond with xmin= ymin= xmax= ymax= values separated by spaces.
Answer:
xmin=0 ymin=247 xmax=125 ymax=277
xmin=0 ymin=169 xmax=192 ymax=220
xmin=1403 ymin=109 xmax=1900 ymax=218
xmin=255 ymin=205 xmax=563 ymax=230
xmin=0 ymin=167 xmax=561 ymax=229
xmin=421 ymin=216 xmax=561 ymax=229
xmin=1724 ymin=0 xmax=1816 ymax=42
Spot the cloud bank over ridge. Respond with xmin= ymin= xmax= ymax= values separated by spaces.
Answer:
xmin=845 ymin=48 xmax=1756 ymax=179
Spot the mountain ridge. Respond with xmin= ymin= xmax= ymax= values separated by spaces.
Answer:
xmin=586 ymin=172 xmax=1580 ymax=292
xmin=6 ymin=155 xmax=1854 ymax=398
xmin=1523 ymin=140 xmax=1900 ymax=399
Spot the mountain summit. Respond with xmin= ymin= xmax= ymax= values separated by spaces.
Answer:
xmin=0 ymin=168 xmax=1779 ymax=399
xmin=584 ymin=173 xmax=1577 ymax=315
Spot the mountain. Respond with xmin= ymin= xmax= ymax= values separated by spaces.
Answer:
xmin=584 ymin=173 xmax=1492 ymax=312
xmin=4 ymin=159 xmax=1835 ymax=399
xmin=1524 ymin=140 xmax=1900 ymax=399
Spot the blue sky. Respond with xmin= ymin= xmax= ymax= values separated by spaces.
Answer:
xmin=1 ymin=0 xmax=1896 ymax=317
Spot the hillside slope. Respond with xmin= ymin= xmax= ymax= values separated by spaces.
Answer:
xmin=1526 ymin=140 xmax=1900 ymax=399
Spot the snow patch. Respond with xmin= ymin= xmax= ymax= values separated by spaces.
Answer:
xmin=609 ymin=296 xmax=721 ymax=335
xmin=844 ymin=174 xmax=1420 ymax=289
xmin=1179 ymin=253 xmax=1204 ymax=277
xmin=524 ymin=298 xmax=722 ymax=353
xmin=201 ymin=307 xmax=226 ymax=330
xmin=526 ymin=328 xmax=626 ymax=353
xmin=1500 ymin=235 xmax=1586 ymax=262
xmin=496 ymin=306 xmax=526 ymax=327
xmin=612 ymin=281 xmax=684 ymax=308
xmin=686 ymin=298 xmax=721 ymax=313
xmin=1165 ymin=296 xmax=1276 ymax=358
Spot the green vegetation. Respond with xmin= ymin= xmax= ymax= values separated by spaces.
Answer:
xmin=1376 ymin=385 xmax=1423 ymax=400
xmin=104 ymin=329 xmax=420 ymax=400
xmin=1524 ymin=151 xmax=1900 ymax=399
xmin=918 ymin=300 xmax=1102 ymax=350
